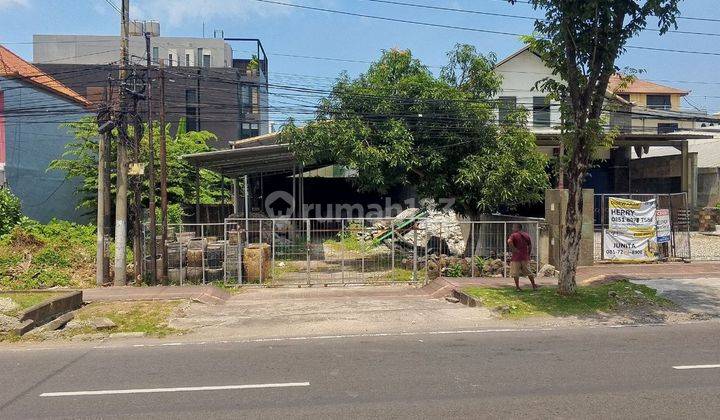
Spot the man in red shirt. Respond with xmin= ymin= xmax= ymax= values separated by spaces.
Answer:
xmin=507 ymin=223 xmax=537 ymax=291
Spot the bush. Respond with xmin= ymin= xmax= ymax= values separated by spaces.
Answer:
xmin=0 ymin=188 xmax=22 ymax=237
xmin=0 ymin=219 xmax=96 ymax=290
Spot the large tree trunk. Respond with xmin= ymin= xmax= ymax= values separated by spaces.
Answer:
xmin=558 ymin=137 xmax=591 ymax=295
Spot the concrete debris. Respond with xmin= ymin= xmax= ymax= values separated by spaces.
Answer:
xmin=445 ymin=296 xmax=460 ymax=304
xmin=41 ymin=312 xmax=75 ymax=331
xmin=0 ymin=297 xmax=20 ymax=314
xmin=538 ymin=264 xmax=558 ymax=277
xmin=0 ymin=313 xmax=21 ymax=333
xmin=66 ymin=317 xmax=117 ymax=331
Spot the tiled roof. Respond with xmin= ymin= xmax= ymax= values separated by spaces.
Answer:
xmin=0 ymin=45 xmax=91 ymax=107
xmin=608 ymin=74 xmax=689 ymax=96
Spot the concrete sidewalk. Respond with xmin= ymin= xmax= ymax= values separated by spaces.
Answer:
xmin=81 ymin=285 xmax=230 ymax=305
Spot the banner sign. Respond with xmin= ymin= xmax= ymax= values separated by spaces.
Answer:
xmin=603 ymin=227 xmax=659 ymax=262
xmin=608 ymin=198 xmax=657 ymax=230
xmin=656 ymin=209 xmax=672 ymax=244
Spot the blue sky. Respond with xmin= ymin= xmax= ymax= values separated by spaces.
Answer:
xmin=3 ymin=0 xmax=720 ymax=118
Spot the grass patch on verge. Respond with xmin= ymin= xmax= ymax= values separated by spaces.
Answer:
xmin=0 ymin=292 xmax=61 ymax=317
xmin=464 ymin=280 xmax=673 ymax=318
xmin=66 ymin=300 xmax=184 ymax=337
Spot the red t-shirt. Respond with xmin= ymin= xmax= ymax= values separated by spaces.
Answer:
xmin=509 ymin=231 xmax=531 ymax=262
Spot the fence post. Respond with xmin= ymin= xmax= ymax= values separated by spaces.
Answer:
xmin=361 ymin=218 xmax=365 ymax=281
xmin=471 ymin=222 xmax=476 ymax=278
xmin=535 ymin=222 xmax=540 ymax=275
xmin=390 ymin=218 xmax=395 ymax=283
xmin=341 ymin=219 xmax=346 ymax=285
xmin=684 ymin=192 xmax=692 ymax=262
xmin=668 ymin=194 xmax=677 ymax=259
xmin=271 ymin=219 xmax=276 ymax=284
xmin=503 ymin=222 xmax=508 ymax=278
xmin=223 ymin=220 xmax=227 ymax=285
xmin=238 ymin=229 xmax=243 ymax=285
xmin=259 ymin=221 xmax=264 ymax=284
xmin=306 ymin=218 xmax=311 ymax=286
xmin=424 ymin=222 xmax=429 ymax=283
xmin=600 ymin=194 xmax=606 ymax=261
xmin=413 ymin=226 xmax=418 ymax=283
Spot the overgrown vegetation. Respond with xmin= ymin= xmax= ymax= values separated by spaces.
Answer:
xmin=0 ymin=219 xmax=96 ymax=290
xmin=0 ymin=188 xmax=22 ymax=237
xmin=464 ymin=280 xmax=673 ymax=318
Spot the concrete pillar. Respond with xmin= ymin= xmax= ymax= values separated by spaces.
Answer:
xmin=545 ymin=188 xmax=595 ymax=268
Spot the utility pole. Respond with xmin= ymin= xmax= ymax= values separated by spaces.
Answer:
xmin=103 ymin=76 xmax=112 ymax=283
xmin=132 ymin=97 xmax=143 ymax=285
xmin=114 ymin=0 xmax=130 ymax=286
xmin=159 ymin=61 xmax=169 ymax=284
xmin=145 ymin=32 xmax=157 ymax=285
xmin=95 ymin=82 xmax=111 ymax=286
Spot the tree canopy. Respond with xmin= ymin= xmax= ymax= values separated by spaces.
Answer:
xmin=50 ymin=117 xmax=228 ymax=218
xmin=283 ymin=45 xmax=549 ymax=216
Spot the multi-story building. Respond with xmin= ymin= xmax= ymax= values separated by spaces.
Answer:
xmin=33 ymin=23 xmax=269 ymax=147
xmin=494 ymin=46 xmax=719 ymax=205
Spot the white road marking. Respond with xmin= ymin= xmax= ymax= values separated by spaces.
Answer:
xmin=672 ymin=364 xmax=720 ymax=370
xmin=40 ymin=382 xmax=310 ymax=397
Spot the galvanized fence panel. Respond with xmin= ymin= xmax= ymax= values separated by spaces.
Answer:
xmin=594 ymin=193 xmax=691 ymax=262
xmin=145 ymin=217 xmax=541 ymax=286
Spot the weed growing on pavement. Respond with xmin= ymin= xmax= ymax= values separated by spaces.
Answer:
xmin=464 ymin=280 xmax=673 ymax=318
xmin=64 ymin=300 xmax=185 ymax=338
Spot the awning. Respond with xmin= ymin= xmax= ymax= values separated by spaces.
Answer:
xmin=183 ymin=144 xmax=299 ymax=178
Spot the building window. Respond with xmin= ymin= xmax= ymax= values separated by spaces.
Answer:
xmin=202 ymin=53 xmax=211 ymax=67
xmin=658 ymin=123 xmax=679 ymax=134
xmin=152 ymin=47 xmax=159 ymax=64
xmin=647 ymin=94 xmax=672 ymax=110
xmin=185 ymin=89 xmax=199 ymax=131
xmin=618 ymin=93 xmax=631 ymax=103
xmin=532 ymin=96 xmax=551 ymax=127
xmin=168 ymin=49 xmax=177 ymax=66
xmin=185 ymin=50 xmax=193 ymax=66
xmin=251 ymin=86 xmax=259 ymax=113
xmin=241 ymin=85 xmax=251 ymax=107
xmin=241 ymin=123 xmax=259 ymax=138
xmin=498 ymin=96 xmax=517 ymax=123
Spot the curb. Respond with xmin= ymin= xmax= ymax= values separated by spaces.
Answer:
xmin=16 ymin=291 xmax=83 ymax=335
xmin=451 ymin=288 xmax=483 ymax=308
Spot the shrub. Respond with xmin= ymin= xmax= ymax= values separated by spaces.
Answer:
xmin=0 ymin=188 xmax=22 ymax=237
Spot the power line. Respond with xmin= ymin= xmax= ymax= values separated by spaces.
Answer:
xmin=253 ymin=0 xmax=720 ymax=58
xmin=360 ymin=0 xmax=720 ymax=38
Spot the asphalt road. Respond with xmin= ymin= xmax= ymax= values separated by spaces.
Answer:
xmin=0 ymin=323 xmax=719 ymax=419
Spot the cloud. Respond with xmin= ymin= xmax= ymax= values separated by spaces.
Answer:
xmin=130 ymin=0 xmax=294 ymax=27
xmin=0 ymin=0 xmax=28 ymax=9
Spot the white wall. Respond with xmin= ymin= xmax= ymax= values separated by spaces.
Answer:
xmin=494 ymin=49 xmax=561 ymax=129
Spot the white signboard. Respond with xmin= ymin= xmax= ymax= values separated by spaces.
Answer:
xmin=608 ymin=198 xmax=656 ymax=230
xmin=656 ymin=209 xmax=672 ymax=244
xmin=603 ymin=228 xmax=659 ymax=262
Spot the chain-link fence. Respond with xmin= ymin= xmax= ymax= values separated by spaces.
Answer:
xmin=593 ymin=193 xmax=691 ymax=262
xmin=144 ymin=217 xmax=541 ymax=286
